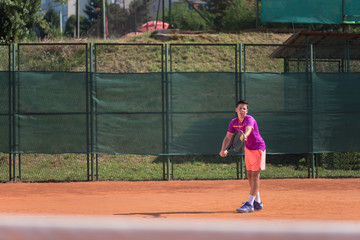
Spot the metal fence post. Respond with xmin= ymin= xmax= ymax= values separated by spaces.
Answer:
xmin=161 ymin=44 xmax=166 ymax=180
xmin=8 ymin=44 xmax=12 ymax=181
xmin=86 ymin=43 xmax=90 ymax=181
xmin=102 ymin=0 xmax=106 ymax=40
xmin=243 ymin=44 xmax=246 ymax=73
xmin=309 ymin=43 xmax=315 ymax=178
xmin=93 ymin=43 xmax=99 ymax=181
xmin=239 ymin=44 xmax=245 ymax=180
xmin=11 ymin=43 xmax=18 ymax=182
xmin=165 ymin=43 xmax=171 ymax=180
xmin=89 ymin=43 xmax=95 ymax=181
xmin=310 ymin=43 xmax=314 ymax=73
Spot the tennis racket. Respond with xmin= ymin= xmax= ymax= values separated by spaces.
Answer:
xmin=224 ymin=130 xmax=245 ymax=154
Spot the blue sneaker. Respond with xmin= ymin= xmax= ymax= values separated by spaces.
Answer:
xmin=253 ymin=201 xmax=263 ymax=210
xmin=236 ymin=202 xmax=254 ymax=213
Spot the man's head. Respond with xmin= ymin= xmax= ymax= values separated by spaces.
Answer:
xmin=235 ymin=100 xmax=248 ymax=119
xmin=236 ymin=100 xmax=248 ymax=109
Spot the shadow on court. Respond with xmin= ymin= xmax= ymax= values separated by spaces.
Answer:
xmin=114 ymin=211 xmax=235 ymax=218
xmin=152 ymin=155 xmax=240 ymax=164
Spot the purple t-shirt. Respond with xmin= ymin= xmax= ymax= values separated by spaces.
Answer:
xmin=227 ymin=115 xmax=266 ymax=151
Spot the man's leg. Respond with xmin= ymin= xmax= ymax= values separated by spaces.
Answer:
xmin=247 ymin=170 xmax=252 ymax=187
xmin=249 ymin=170 xmax=260 ymax=196
xmin=250 ymin=170 xmax=263 ymax=210
xmin=237 ymin=171 xmax=258 ymax=213
xmin=246 ymin=170 xmax=260 ymax=205
xmin=237 ymin=149 xmax=262 ymax=213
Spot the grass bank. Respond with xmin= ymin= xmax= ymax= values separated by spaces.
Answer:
xmin=1 ymin=153 xmax=359 ymax=182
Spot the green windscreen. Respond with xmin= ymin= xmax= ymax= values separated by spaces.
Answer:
xmin=94 ymin=73 xmax=164 ymax=154
xmin=243 ymin=73 xmax=310 ymax=154
xmin=0 ymin=72 xmax=10 ymax=152
xmin=261 ymin=0 xmax=360 ymax=24
xmin=312 ymin=73 xmax=360 ymax=152
xmin=168 ymin=72 xmax=237 ymax=154
xmin=2 ymin=71 xmax=360 ymax=155
xmin=17 ymin=72 xmax=88 ymax=153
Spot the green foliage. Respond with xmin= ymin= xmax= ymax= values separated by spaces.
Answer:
xmin=165 ymin=2 xmax=210 ymax=30
xmin=107 ymin=3 xmax=129 ymax=37
xmin=0 ymin=0 xmax=45 ymax=43
xmin=65 ymin=15 xmax=88 ymax=37
xmin=164 ymin=0 xmax=258 ymax=31
xmin=206 ymin=0 xmax=233 ymax=31
xmin=38 ymin=8 xmax=62 ymax=39
xmin=222 ymin=0 xmax=257 ymax=30
xmin=318 ymin=153 xmax=360 ymax=170
xmin=128 ymin=0 xmax=147 ymax=32
xmin=83 ymin=0 xmax=130 ymax=38
xmin=84 ymin=0 xmax=104 ymax=26
xmin=44 ymin=7 xmax=60 ymax=27
xmin=0 ymin=0 xmax=66 ymax=42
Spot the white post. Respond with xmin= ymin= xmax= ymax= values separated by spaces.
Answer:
xmin=60 ymin=10 xmax=63 ymax=35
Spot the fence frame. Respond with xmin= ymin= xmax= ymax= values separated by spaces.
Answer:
xmin=9 ymin=43 xmax=89 ymax=181
xmin=3 ymin=41 xmax=359 ymax=181
xmin=93 ymin=43 xmax=167 ymax=180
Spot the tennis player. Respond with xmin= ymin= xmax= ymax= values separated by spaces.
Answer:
xmin=219 ymin=100 xmax=266 ymax=213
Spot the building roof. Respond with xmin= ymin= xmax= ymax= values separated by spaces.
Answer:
xmin=271 ymin=32 xmax=360 ymax=60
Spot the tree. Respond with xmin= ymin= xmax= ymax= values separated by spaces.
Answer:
xmin=0 ymin=0 xmax=42 ymax=42
xmin=222 ymin=0 xmax=257 ymax=30
xmin=45 ymin=7 xmax=60 ymax=27
xmin=84 ymin=0 xmax=102 ymax=25
xmin=65 ymin=15 xmax=88 ymax=37
xmin=83 ymin=0 xmax=111 ymax=37
xmin=0 ymin=0 xmax=66 ymax=43
xmin=107 ymin=3 xmax=129 ymax=37
xmin=165 ymin=0 xmax=258 ymax=32
xmin=128 ymin=0 xmax=148 ymax=33
xmin=84 ymin=0 xmax=110 ymax=28
xmin=165 ymin=2 xmax=210 ymax=31
xmin=206 ymin=0 xmax=233 ymax=31
xmin=38 ymin=7 xmax=61 ymax=39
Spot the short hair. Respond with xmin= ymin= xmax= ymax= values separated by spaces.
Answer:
xmin=236 ymin=100 xmax=248 ymax=108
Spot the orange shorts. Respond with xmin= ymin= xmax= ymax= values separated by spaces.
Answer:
xmin=244 ymin=147 xmax=266 ymax=171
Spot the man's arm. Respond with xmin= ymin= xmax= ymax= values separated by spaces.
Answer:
xmin=243 ymin=126 xmax=253 ymax=141
xmin=219 ymin=133 xmax=233 ymax=157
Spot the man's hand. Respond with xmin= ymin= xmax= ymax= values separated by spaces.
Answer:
xmin=219 ymin=150 xmax=227 ymax=157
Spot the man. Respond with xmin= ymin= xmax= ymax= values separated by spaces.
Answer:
xmin=220 ymin=100 xmax=266 ymax=213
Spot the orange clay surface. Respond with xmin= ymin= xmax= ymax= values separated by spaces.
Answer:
xmin=0 ymin=179 xmax=359 ymax=221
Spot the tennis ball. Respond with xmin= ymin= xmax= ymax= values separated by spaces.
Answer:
xmin=240 ymin=135 xmax=244 ymax=141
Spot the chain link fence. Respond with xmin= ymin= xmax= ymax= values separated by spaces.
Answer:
xmin=0 ymin=45 xmax=10 ymax=71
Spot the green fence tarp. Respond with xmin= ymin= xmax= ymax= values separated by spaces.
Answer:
xmin=243 ymin=73 xmax=310 ymax=154
xmin=0 ymin=72 xmax=10 ymax=152
xmin=261 ymin=0 xmax=360 ymax=24
xmin=18 ymin=72 xmax=88 ymax=153
xmin=313 ymin=73 xmax=360 ymax=152
xmin=168 ymin=72 xmax=237 ymax=154
xmin=95 ymin=73 xmax=164 ymax=154
xmin=2 ymin=71 xmax=360 ymax=155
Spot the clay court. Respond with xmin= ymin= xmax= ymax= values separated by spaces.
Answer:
xmin=0 ymin=178 xmax=359 ymax=221
xmin=0 ymin=178 xmax=360 ymax=240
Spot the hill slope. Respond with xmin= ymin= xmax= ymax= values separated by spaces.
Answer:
xmin=17 ymin=32 xmax=293 ymax=73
